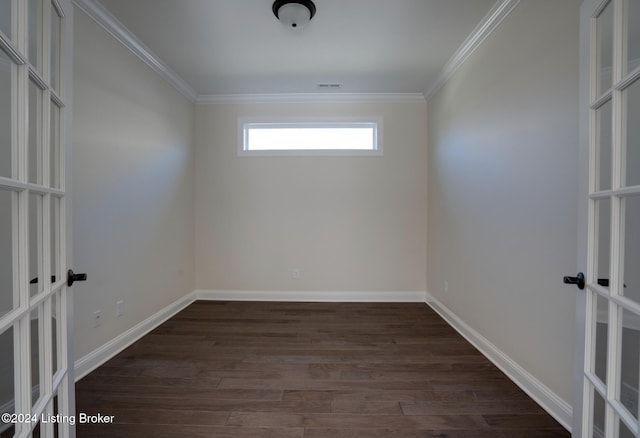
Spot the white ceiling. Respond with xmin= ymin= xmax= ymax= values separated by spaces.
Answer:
xmin=95 ymin=0 xmax=498 ymax=96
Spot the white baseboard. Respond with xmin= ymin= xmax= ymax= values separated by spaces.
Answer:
xmin=593 ymin=425 xmax=604 ymax=438
xmin=195 ymin=289 xmax=427 ymax=303
xmin=0 ymin=386 xmax=39 ymax=433
xmin=425 ymin=292 xmax=572 ymax=432
xmin=74 ymin=292 xmax=197 ymax=381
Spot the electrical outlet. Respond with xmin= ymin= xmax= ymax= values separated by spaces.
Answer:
xmin=93 ymin=310 xmax=102 ymax=328
xmin=444 ymin=280 xmax=449 ymax=293
xmin=292 ymin=269 xmax=300 ymax=279
xmin=116 ymin=300 xmax=124 ymax=317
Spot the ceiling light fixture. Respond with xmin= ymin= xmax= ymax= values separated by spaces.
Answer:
xmin=272 ymin=0 xmax=316 ymax=29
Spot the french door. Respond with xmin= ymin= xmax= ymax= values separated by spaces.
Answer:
xmin=0 ymin=0 xmax=75 ymax=437
xmin=578 ymin=0 xmax=640 ymax=436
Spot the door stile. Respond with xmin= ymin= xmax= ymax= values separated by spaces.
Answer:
xmin=583 ymin=7 xmax=599 ymax=436
xmin=14 ymin=1 xmax=30 ymax=436
xmin=59 ymin=2 xmax=75 ymax=435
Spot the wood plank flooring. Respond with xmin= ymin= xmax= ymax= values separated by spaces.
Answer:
xmin=75 ymin=301 xmax=570 ymax=437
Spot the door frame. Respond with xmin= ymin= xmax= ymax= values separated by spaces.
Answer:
xmin=62 ymin=0 xmax=76 ymax=436
xmin=574 ymin=1 xmax=593 ymax=435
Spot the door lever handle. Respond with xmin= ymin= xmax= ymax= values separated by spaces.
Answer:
xmin=563 ymin=272 xmax=585 ymax=290
xmin=67 ymin=269 xmax=87 ymax=287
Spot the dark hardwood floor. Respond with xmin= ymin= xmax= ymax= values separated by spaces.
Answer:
xmin=76 ymin=301 xmax=570 ymax=437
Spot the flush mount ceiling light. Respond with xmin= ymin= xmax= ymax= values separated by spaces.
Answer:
xmin=272 ymin=0 xmax=316 ymax=29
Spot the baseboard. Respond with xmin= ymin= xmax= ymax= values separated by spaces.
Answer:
xmin=0 ymin=385 xmax=40 ymax=433
xmin=195 ymin=289 xmax=427 ymax=303
xmin=593 ymin=425 xmax=604 ymax=438
xmin=74 ymin=291 xmax=197 ymax=381
xmin=425 ymin=293 xmax=572 ymax=432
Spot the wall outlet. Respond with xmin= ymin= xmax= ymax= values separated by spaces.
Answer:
xmin=93 ymin=310 xmax=102 ymax=328
xmin=444 ymin=280 xmax=449 ymax=293
xmin=292 ymin=269 xmax=300 ymax=279
xmin=116 ymin=300 xmax=124 ymax=317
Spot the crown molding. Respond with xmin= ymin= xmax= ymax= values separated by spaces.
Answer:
xmin=72 ymin=0 xmax=521 ymax=105
xmin=425 ymin=0 xmax=521 ymax=100
xmin=196 ymin=92 xmax=427 ymax=105
xmin=72 ymin=0 xmax=198 ymax=102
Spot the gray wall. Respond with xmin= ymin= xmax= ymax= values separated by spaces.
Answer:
xmin=194 ymin=101 xmax=427 ymax=293
xmin=427 ymin=0 xmax=581 ymax=405
xmin=72 ymin=9 xmax=195 ymax=360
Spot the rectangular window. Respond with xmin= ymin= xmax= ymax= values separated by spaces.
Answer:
xmin=239 ymin=118 xmax=382 ymax=156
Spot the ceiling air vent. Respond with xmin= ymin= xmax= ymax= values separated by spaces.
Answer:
xmin=317 ymin=83 xmax=342 ymax=90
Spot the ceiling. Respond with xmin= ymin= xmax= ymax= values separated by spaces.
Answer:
xmin=95 ymin=0 xmax=498 ymax=96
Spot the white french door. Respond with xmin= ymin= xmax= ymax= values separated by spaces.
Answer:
xmin=577 ymin=0 xmax=640 ymax=436
xmin=0 ymin=0 xmax=75 ymax=437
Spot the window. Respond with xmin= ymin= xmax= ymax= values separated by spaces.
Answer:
xmin=239 ymin=118 xmax=383 ymax=156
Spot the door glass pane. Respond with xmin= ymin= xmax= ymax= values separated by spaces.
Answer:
xmin=623 ymin=195 xmax=640 ymax=305
xmin=0 ymin=49 xmax=12 ymax=179
xmin=592 ymin=385 xmax=607 ymax=438
xmin=0 ymin=190 xmax=14 ymax=317
xmin=31 ymin=308 xmax=41 ymax=405
xmin=29 ymin=193 xmax=43 ymax=297
xmin=618 ymin=416 xmax=635 ymax=438
xmin=28 ymin=0 xmax=42 ymax=70
xmin=29 ymin=80 xmax=41 ymax=184
xmin=625 ymin=78 xmax=640 ymax=187
xmin=597 ymin=1 xmax=614 ymax=96
xmin=597 ymin=198 xmax=611 ymax=287
xmin=626 ymin=0 xmax=640 ymax=75
xmin=619 ymin=307 xmax=640 ymax=421
xmin=51 ymin=196 xmax=59 ymax=282
xmin=52 ymin=292 xmax=59 ymax=374
xmin=597 ymin=100 xmax=613 ymax=191
xmin=52 ymin=388 xmax=61 ymax=438
xmin=0 ymin=0 xmax=11 ymax=40
xmin=594 ymin=292 xmax=609 ymax=383
xmin=50 ymin=4 xmax=61 ymax=92
xmin=0 ymin=327 xmax=15 ymax=436
xmin=50 ymin=102 xmax=60 ymax=189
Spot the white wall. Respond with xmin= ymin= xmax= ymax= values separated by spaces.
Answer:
xmin=427 ymin=0 xmax=580 ymax=407
xmin=194 ymin=101 xmax=427 ymax=294
xmin=72 ymin=9 xmax=195 ymax=360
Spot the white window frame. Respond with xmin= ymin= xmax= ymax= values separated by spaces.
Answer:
xmin=238 ymin=117 xmax=383 ymax=156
